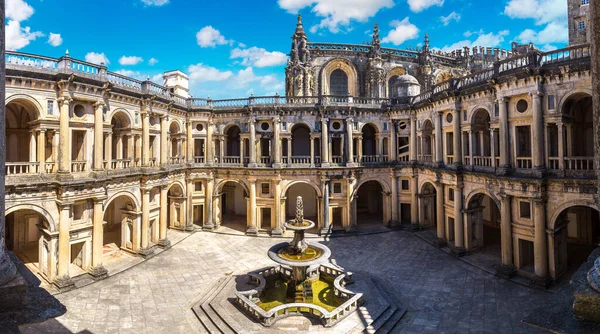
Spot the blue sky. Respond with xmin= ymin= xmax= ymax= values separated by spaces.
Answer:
xmin=5 ymin=0 xmax=569 ymax=98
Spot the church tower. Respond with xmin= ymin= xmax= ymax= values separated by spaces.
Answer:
xmin=568 ymin=0 xmax=590 ymax=45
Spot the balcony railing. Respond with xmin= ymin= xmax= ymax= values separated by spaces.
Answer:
xmin=111 ymin=159 xmax=132 ymax=169
xmin=259 ymin=156 xmax=272 ymax=165
xmin=445 ymin=156 xmax=453 ymax=164
xmin=361 ymin=155 xmax=379 ymax=163
xmin=564 ymin=157 xmax=594 ymax=171
xmin=548 ymin=157 xmax=560 ymax=170
xmin=473 ymin=156 xmax=493 ymax=167
xmin=6 ymin=162 xmax=39 ymax=175
xmin=71 ymin=161 xmax=87 ymax=173
xmin=221 ymin=156 xmax=242 ymax=166
xmin=331 ymin=156 xmax=343 ymax=164
xmin=516 ymin=157 xmax=532 ymax=169
xmin=168 ymin=156 xmax=185 ymax=165
xmin=290 ymin=156 xmax=311 ymax=164
xmin=194 ymin=156 xmax=205 ymax=164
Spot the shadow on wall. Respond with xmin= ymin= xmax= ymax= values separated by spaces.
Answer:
xmin=0 ymin=253 xmax=67 ymax=333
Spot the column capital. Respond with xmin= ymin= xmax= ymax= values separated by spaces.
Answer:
xmin=495 ymin=97 xmax=508 ymax=103
xmin=248 ymin=176 xmax=257 ymax=183
xmin=57 ymin=97 xmax=73 ymax=106
xmin=93 ymin=196 xmax=107 ymax=204
xmin=498 ymin=192 xmax=512 ymax=200
xmin=533 ymin=196 xmax=546 ymax=205
xmin=321 ymin=117 xmax=329 ymax=123
xmin=93 ymin=101 xmax=106 ymax=108
xmin=56 ymin=199 xmax=74 ymax=208
xmin=529 ymin=91 xmax=543 ymax=98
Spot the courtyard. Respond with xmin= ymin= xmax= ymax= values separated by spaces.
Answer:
xmin=19 ymin=229 xmax=552 ymax=333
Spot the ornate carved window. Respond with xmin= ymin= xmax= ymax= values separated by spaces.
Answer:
xmin=329 ymin=69 xmax=348 ymax=96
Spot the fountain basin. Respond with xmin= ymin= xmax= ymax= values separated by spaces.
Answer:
xmin=268 ymin=241 xmax=331 ymax=267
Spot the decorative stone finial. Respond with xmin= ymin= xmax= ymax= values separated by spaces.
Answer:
xmin=295 ymin=196 xmax=304 ymax=226
xmin=65 ymin=49 xmax=70 ymax=56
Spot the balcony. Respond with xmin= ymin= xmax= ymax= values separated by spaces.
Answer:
xmin=220 ymin=156 xmax=242 ymax=166
xmin=71 ymin=161 xmax=87 ymax=173
xmin=194 ymin=156 xmax=205 ymax=164
xmin=6 ymin=162 xmax=39 ymax=175
xmin=516 ymin=157 xmax=532 ymax=169
xmin=564 ymin=157 xmax=594 ymax=171
xmin=290 ymin=156 xmax=311 ymax=165
xmin=472 ymin=156 xmax=493 ymax=167
xmin=168 ymin=156 xmax=186 ymax=165
xmin=111 ymin=159 xmax=132 ymax=169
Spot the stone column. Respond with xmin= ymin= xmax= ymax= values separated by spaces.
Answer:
xmin=390 ymin=172 xmax=398 ymax=223
xmin=206 ymin=120 xmax=214 ymax=165
xmin=249 ymin=118 xmax=257 ymax=167
xmin=469 ymin=130 xmax=475 ymax=166
xmin=498 ymin=98 xmax=510 ymax=170
xmin=273 ymin=118 xmax=281 ymax=167
xmin=453 ymin=186 xmax=465 ymax=255
xmin=141 ymin=109 xmax=149 ymax=167
xmin=139 ymin=188 xmax=153 ymax=257
xmin=410 ymin=116 xmax=417 ymax=162
xmin=186 ymin=121 xmax=193 ymax=163
xmin=186 ymin=178 xmax=194 ymax=231
xmin=411 ymin=175 xmax=418 ymax=225
xmin=491 ymin=128 xmax=496 ymax=167
xmin=557 ymin=122 xmax=565 ymax=170
xmin=247 ymin=177 xmax=258 ymax=235
xmin=160 ymin=116 xmax=168 ymax=165
xmin=435 ymin=111 xmax=443 ymax=166
xmin=106 ymin=133 xmax=112 ymax=169
xmin=89 ymin=198 xmax=108 ymax=278
xmin=346 ymin=176 xmax=357 ymax=233
xmin=158 ymin=185 xmax=171 ymax=248
xmin=272 ymin=178 xmax=283 ymax=235
xmin=94 ymin=102 xmax=104 ymax=170
xmin=310 ymin=136 xmax=315 ymax=166
xmin=396 ymin=176 xmax=402 ymax=224
xmin=58 ymin=98 xmax=71 ymax=173
xmin=435 ymin=182 xmax=446 ymax=246
xmin=56 ymin=201 xmax=74 ymax=289
xmin=346 ymin=118 xmax=355 ymax=166
xmin=321 ymin=118 xmax=330 ymax=166
xmin=321 ymin=178 xmax=330 ymax=234
xmin=204 ymin=177 xmax=215 ymax=230
xmin=532 ymin=92 xmax=545 ymax=170
xmin=391 ymin=122 xmax=397 ymax=162
xmin=453 ymin=109 xmax=463 ymax=168
xmin=533 ymin=198 xmax=548 ymax=281
xmin=498 ymin=193 xmax=516 ymax=278
xmin=38 ymin=129 xmax=46 ymax=174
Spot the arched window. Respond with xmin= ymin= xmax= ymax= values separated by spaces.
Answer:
xmin=388 ymin=76 xmax=400 ymax=98
xmin=329 ymin=69 xmax=348 ymax=96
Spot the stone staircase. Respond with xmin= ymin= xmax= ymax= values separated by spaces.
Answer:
xmin=191 ymin=273 xmax=406 ymax=333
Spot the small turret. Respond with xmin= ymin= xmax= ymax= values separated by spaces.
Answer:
xmin=163 ymin=70 xmax=189 ymax=98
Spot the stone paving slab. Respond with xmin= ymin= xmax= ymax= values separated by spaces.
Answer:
xmin=20 ymin=230 xmax=552 ymax=333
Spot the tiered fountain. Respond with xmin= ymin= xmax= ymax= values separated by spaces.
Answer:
xmin=235 ymin=196 xmax=362 ymax=327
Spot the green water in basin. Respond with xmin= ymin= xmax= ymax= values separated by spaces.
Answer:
xmin=256 ymin=275 xmax=343 ymax=312
xmin=277 ymin=246 xmax=323 ymax=262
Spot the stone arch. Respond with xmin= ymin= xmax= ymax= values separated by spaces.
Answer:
xmin=108 ymin=108 xmax=133 ymax=128
xmin=417 ymin=178 xmax=438 ymax=194
xmin=281 ymin=180 xmax=323 ymax=199
xmin=465 ymin=189 xmax=501 ymax=212
xmin=557 ymin=88 xmax=593 ymax=115
xmin=167 ymin=180 xmax=186 ymax=194
xmin=386 ymin=67 xmax=407 ymax=98
xmin=469 ymin=106 xmax=492 ymax=125
xmin=359 ymin=122 xmax=381 ymax=133
xmin=5 ymin=94 xmax=43 ymax=120
xmin=105 ymin=191 xmax=140 ymax=211
xmin=5 ymin=203 xmax=57 ymax=232
xmin=549 ymin=199 xmax=598 ymax=229
xmin=320 ymin=58 xmax=359 ymax=96
xmin=351 ymin=177 xmax=390 ymax=200
xmin=214 ymin=179 xmax=250 ymax=197
xmin=421 ymin=118 xmax=433 ymax=131
xmin=169 ymin=119 xmax=181 ymax=134
xmin=420 ymin=181 xmax=440 ymax=194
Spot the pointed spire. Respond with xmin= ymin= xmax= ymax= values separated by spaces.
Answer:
xmin=295 ymin=13 xmax=305 ymax=36
xmin=424 ymin=34 xmax=430 ymax=51
xmin=372 ymin=23 xmax=380 ymax=45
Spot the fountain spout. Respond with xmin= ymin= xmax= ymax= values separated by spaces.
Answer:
xmin=289 ymin=196 xmax=309 ymax=254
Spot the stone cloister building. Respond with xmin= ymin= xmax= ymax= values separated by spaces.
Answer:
xmin=1 ymin=14 xmax=597 ymax=290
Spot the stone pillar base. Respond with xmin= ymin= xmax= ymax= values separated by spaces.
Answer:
xmin=272 ymin=163 xmax=283 ymax=169
xmin=531 ymin=275 xmax=551 ymax=290
xmin=246 ymin=226 xmax=258 ymax=236
xmin=138 ymin=247 xmax=155 ymax=258
xmin=184 ymin=224 xmax=196 ymax=233
xmin=88 ymin=266 xmax=108 ymax=280
xmin=495 ymin=166 xmax=510 ymax=176
xmin=319 ymin=227 xmax=331 ymax=236
xmin=158 ymin=238 xmax=172 ymax=249
xmin=346 ymin=162 xmax=359 ymax=167
xmin=496 ymin=264 xmax=517 ymax=279
xmin=434 ymin=238 xmax=447 ymax=248
xmin=345 ymin=226 xmax=357 ymax=234
xmin=248 ymin=163 xmax=259 ymax=168
xmin=271 ymin=228 xmax=283 ymax=236
xmin=321 ymin=162 xmax=331 ymax=168
xmin=450 ymin=246 xmax=467 ymax=258
xmin=54 ymin=276 xmax=75 ymax=292
xmin=409 ymin=224 xmax=421 ymax=231
xmin=389 ymin=220 xmax=402 ymax=228
xmin=0 ymin=272 xmax=27 ymax=312
xmin=203 ymin=222 xmax=215 ymax=231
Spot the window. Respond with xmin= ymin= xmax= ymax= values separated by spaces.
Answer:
xmin=196 ymin=123 xmax=204 ymax=131
xmin=261 ymin=183 xmax=270 ymax=195
xmin=582 ymin=0 xmax=589 ymax=5
xmin=448 ymin=188 xmax=455 ymax=202
xmin=47 ymin=100 xmax=54 ymax=115
xmin=520 ymin=201 xmax=531 ymax=219
xmin=74 ymin=104 xmax=85 ymax=118
xmin=73 ymin=203 xmax=84 ymax=221
xmin=333 ymin=182 xmax=342 ymax=194
xmin=282 ymin=122 xmax=287 ymax=130
xmin=578 ymin=21 xmax=586 ymax=31
xmin=547 ymin=95 xmax=555 ymax=110
xmin=332 ymin=121 xmax=341 ymax=130
xmin=383 ymin=123 xmax=388 ymax=131
xmin=446 ymin=113 xmax=453 ymax=124
xmin=260 ymin=122 xmax=270 ymax=131
xmin=516 ymin=99 xmax=528 ymax=113
xmin=329 ymin=69 xmax=348 ymax=96
xmin=398 ymin=122 xmax=407 ymax=130
xmin=401 ymin=179 xmax=409 ymax=190
xmin=195 ymin=182 xmax=203 ymax=192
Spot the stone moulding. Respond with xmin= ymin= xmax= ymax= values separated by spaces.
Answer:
xmin=235 ymin=264 xmax=363 ymax=327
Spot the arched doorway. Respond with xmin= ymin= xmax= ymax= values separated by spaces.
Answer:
xmin=388 ymin=76 xmax=400 ymax=99
xmin=291 ymin=124 xmax=311 ymax=164
xmin=361 ymin=124 xmax=378 ymax=163
xmin=5 ymin=100 xmax=42 ymax=174
xmin=330 ymin=69 xmax=348 ymax=96
xmin=225 ymin=126 xmax=241 ymax=163
xmin=471 ymin=109 xmax=493 ymax=167
xmin=285 ymin=183 xmax=318 ymax=232
xmin=5 ymin=209 xmax=48 ymax=278
xmin=219 ymin=181 xmax=248 ymax=232
xmin=554 ymin=206 xmax=600 ymax=278
xmin=111 ymin=111 xmax=133 ymax=169
xmin=562 ymin=93 xmax=593 ymax=170
xmin=421 ymin=120 xmax=433 ymax=162
xmin=168 ymin=121 xmax=182 ymax=163
xmin=356 ymin=181 xmax=383 ymax=226
xmin=420 ymin=183 xmax=437 ymax=228
xmin=167 ymin=184 xmax=186 ymax=230
xmin=466 ymin=194 xmax=501 ymax=257
xmin=103 ymin=195 xmax=138 ymax=257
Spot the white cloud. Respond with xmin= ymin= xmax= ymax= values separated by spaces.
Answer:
xmin=278 ymin=0 xmax=394 ymax=33
xmin=151 ymin=74 xmax=164 ymax=85
xmin=407 ymin=0 xmax=444 ymax=13
xmin=440 ymin=30 xmax=510 ymax=52
xmin=141 ymin=0 xmax=169 ymax=6
xmin=440 ymin=11 xmax=460 ymax=26
xmin=119 ymin=55 xmax=144 ymax=66
xmin=504 ymin=0 xmax=566 ymax=25
xmin=230 ymin=47 xmax=288 ymax=68
xmin=47 ymin=33 xmax=62 ymax=46
xmin=85 ymin=52 xmax=110 ymax=65
xmin=196 ymin=26 xmax=230 ymax=48
xmin=381 ymin=18 xmax=419 ymax=45
xmin=516 ymin=21 xmax=568 ymax=48
xmin=6 ymin=0 xmax=34 ymax=21
xmin=5 ymin=20 xmax=43 ymax=51
xmin=187 ymin=63 xmax=234 ymax=82
xmin=148 ymin=58 xmax=159 ymax=66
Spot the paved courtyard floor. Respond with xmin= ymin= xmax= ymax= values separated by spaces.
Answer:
xmin=20 ymin=229 xmax=553 ymax=333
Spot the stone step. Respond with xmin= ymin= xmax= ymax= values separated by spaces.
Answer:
xmin=201 ymin=277 xmax=236 ymax=334
xmin=369 ymin=277 xmax=407 ymax=334
xmin=207 ymin=276 xmax=249 ymax=334
xmin=351 ymin=277 xmax=391 ymax=332
xmin=192 ymin=277 xmax=230 ymax=334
